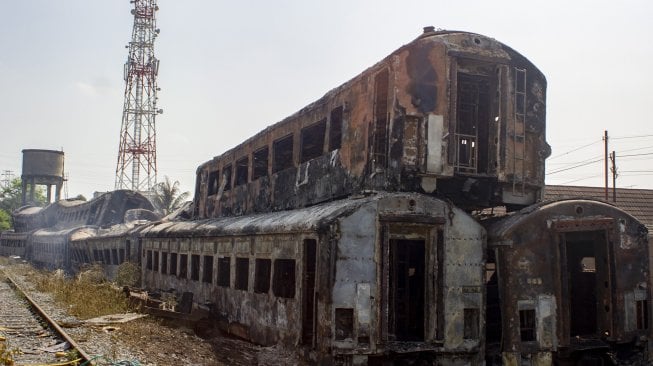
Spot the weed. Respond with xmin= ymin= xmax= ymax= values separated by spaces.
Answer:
xmin=114 ymin=262 xmax=141 ymax=287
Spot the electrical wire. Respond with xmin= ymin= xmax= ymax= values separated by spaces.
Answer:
xmin=547 ymin=140 xmax=602 ymax=161
xmin=546 ymin=157 xmax=603 ymax=175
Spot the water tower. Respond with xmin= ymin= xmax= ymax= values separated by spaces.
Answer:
xmin=21 ymin=149 xmax=65 ymax=206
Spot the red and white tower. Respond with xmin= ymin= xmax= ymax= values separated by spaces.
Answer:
xmin=115 ymin=0 xmax=161 ymax=192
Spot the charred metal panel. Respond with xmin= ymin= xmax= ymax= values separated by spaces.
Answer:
xmin=485 ymin=199 xmax=649 ymax=364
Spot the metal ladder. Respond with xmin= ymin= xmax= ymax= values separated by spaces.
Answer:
xmin=512 ymin=68 xmax=527 ymax=196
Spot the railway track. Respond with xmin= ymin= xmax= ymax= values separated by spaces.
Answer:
xmin=0 ymin=269 xmax=90 ymax=366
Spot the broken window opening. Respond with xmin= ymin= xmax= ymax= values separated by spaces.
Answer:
xmin=273 ymin=259 xmax=296 ymax=298
xmin=191 ymin=254 xmax=200 ymax=281
xmin=335 ymin=308 xmax=354 ymax=341
xmin=104 ymin=249 xmax=111 ymax=265
xmin=170 ymin=253 xmax=178 ymax=276
xmin=519 ymin=309 xmax=536 ymax=342
xmin=235 ymin=157 xmax=249 ymax=186
xmin=222 ymin=165 xmax=232 ymax=192
xmin=153 ymin=251 xmax=159 ymax=272
xmin=637 ymin=300 xmax=648 ymax=330
xmin=118 ymin=248 xmax=125 ymax=264
xmin=161 ymin=252 xmax=168 ymax=274
xmin=373 ymin=69 xmax=390 ymax=169
xmin=300 ymin=119 xmax=326 ymax=163
xmin=455 ymin=73 xmax=491 ymax=173
xmin=273 ymin=134 xmax=294 ymax=173
xmin=254 ymin=258 xmax=271 ymax=294
xmin=252 ymin=147 xmax=269 ymax=180
xmin=217 ymin=257 xmax=231 ymax=287
xmin=203 ymin=255 xmax=213 ymax=284
xmin=235 ymin=257 xmax=249 ymax=291
xmin=146 ymin=250 xmax=153 ymax=270
xmin=329 ymin=106 xmax=343 ymax=151
xmin=389 ymin=239 xmax=425 ymax=341
xmin=112 ymin=249 xmax=119 ymax=265
xmin=436 ymin=229 xmax=445 ymax=341
xmin=179 ymin=254 xmax=188 ymax=279
xmin=208 ymin=170 xmax=219 ymax=196
xmin=464 ymin=308 xmax=480 ymax=339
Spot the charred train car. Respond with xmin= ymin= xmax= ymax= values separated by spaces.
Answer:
xmin=138 ymin=192 xmax=485 ymax=365
xmin=0 ymin=190 xmax=154 ymax=271
xmin=484 ymin=199 xmax=650 ymax=365
xmin=194 ymin=27 xmax=550 ymax=219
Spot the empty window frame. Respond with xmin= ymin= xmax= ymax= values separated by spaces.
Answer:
xmin=300 ymin=119 xmax=326 ymax=163
xmin=170 ymin=253 xmax=178 ymax=276
xmin=104 ymin=249 xmax=111 ymax=265
xmin=217 ymin=257 xmax=231 ymax=287
xmin=637 ymin=300 xmax=649 ymax=330
xmin=203 ymin=256 xmax=214 ymax=284
xmin=335 ymin=308 xmax=354 ymax=341
xmin=463 ymin=308 xmax=480 ymax=339
xmin=179 ymin=254 xmax=188 ymax=279
xmin=273 ymin=259 xmax=296 ymax=298
xmin=112 ymin=249 xmax=119 ymax=265
xmin=208 ymin=170 xmax=219 ymax=196
xmin=235 ymin=257 xmax=249 ymax=291
xmin=519 ymin=309 xmax=536 ymax=342
xmin=252 ymin=147 xmax=269 ymax=180
xmin=329 ymin=106 xmax=343 ymax=151
xmin=254 ymin=258 xmax=271 ymax=294
xmin=191 ymin=254 xmax=200 ymax=281
xmin=153 ymin=251 xmax=159 ymax=272
xmin=235 ymin=157 xmax=249 ymax=186
xmin=222 ymin=165 xmax=232 ymax=191
xmin=161 ymin=252 xmax=168 ymax=274
xmin=273 ymin=134 xmax=294 ymax=173
xmin=146 ymin=250 xmax=153 ymax=270
xmin=373 ymin=69 xmax=390 ymax=168
xmin=118 ymin=248 xmax=125 ymax=264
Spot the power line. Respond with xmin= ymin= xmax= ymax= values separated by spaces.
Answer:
xmin=559 ymin=174 xmax=602 ymax=185
xmin=546 ymin=157 xmax=603 ymax=175
xmin=548 ymin=139 xmax=601 ymax=161
xmin=612 ymin=134 xmax=653 ymax=140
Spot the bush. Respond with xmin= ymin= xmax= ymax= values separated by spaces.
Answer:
xmin=114 ymin=262 xmax=141 ymax=288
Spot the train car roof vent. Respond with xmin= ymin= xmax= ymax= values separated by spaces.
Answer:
xmin=423 ymin=26 xmax=435 ymax=34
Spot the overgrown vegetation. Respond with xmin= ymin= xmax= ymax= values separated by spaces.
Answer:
xmin=31 ymin=265 xmax=131 ymax=319
xmin=0 ymin=341 xmax=19 ymax=366
xmin=114 ymin=262 xmax=141 ymax=287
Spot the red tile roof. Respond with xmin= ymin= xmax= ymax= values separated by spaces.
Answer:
xmin=544 ymin=185 xmax=653 ymax=232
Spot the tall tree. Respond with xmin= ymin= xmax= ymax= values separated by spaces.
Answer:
xmin=0 ymin=178 xmax=46 ymax=213
xmin=151 ymin=176 xmax=190 ymax=216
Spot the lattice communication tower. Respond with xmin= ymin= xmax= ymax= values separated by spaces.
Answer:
xmin=115 ymin=0 xmax=161 ymax=192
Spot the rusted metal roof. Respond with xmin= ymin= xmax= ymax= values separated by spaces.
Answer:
xmin=544 ymin=185 xmax=653 ymax=232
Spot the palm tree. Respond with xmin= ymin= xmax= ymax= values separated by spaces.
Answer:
xmin=151 ymin=176 xmax=190 ymax=216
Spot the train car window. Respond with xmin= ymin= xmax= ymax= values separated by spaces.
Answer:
xmin=191 ymin=254 xmax=200 ymax=281
xmin=519 ymin=309 xmax=536 ymax=341
xmin=254 ymin=258 xmax=271 ymax=294
xmin=111 ymin=249 xmax=119 ymax=265
xmin=217 ymin=257 xmax=231 ymax=287
xmin=203 ymin=256 xmax=213 ymax=284
xmin=119 ymin=249 xmax=125 ymax=264
xmin=273 ymin=134 xmax=294 ymax=173
xmin=235 ymin=257 xmax=249 ymax=291
xmin=170 ymin=253 xmax=178 ymax=276
xmin=161 ymin=252 xmax=168 ymax=274
xmin=235 ymin=157 xmax=249 ymax=186
xmin=329 ymin=106 xmax=343 ymax=151
xmin=146 ymin=250 xmax=153 ymax=270
xmin=153 ymin=251 xmax=160 ymax=272
xmin=373 ymin=69 xmax=390 ymax=169
xmin=104 ymin=249 xmax=111 ymax=265
xmin=463 ymin=308 xmax=480 ymax=339
xmin=252 ymin=147 xmax=269 ymax=180
xmin=273 ymin=259 xmax=296 ymax=298
xmin=208 ymin=170 xmax=219 ymax=196
xmin=300 ymin=119 xmax=326 ymax=163
xmin=334 ymin=308 xmax=354 ymax=341
xmin=637 ymin=300 xmax=649 ymax=330
xmin=222 ymin=165 xmax=232 ymax=192
xmin=179 ymin=254 xmax=188 ymax=279
xmin=93 ymin=249 xmax=101 ymax=263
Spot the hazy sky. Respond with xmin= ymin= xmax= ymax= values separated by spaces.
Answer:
xmin=1 ymin=0 xmax=651 ymax=199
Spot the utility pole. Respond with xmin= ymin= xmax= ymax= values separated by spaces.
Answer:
xmin=603 ymin=130 xmax=608 ymax=201
xmin=609 ymin=151 xmax=617 ymax=202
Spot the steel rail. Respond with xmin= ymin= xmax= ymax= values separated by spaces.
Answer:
xmin=1 ymin=269 xmax=92 ymax=364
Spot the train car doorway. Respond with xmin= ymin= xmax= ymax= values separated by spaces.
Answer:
xmin=389 ymin=239 xmax=425 ymax=341
xmin=561 ymin=230 xmax=612 ymax=338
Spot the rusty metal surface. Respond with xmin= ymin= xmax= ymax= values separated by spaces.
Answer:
xmin=194 ymin=29 xmax=549 ymax=220
xmin=484 ymin=198 xmax=650 ymax=364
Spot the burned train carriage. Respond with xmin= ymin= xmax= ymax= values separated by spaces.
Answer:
xmin=138 ymin=193 xmax=486 ymax=364
xmin=484 ymin=199 xmax=650 ymax=365
xmin=194 ymin=27 xmax=549 ymax=219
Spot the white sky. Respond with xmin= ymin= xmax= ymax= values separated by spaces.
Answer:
xmin=1 ymin=0 xmax=651 ymax=199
